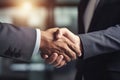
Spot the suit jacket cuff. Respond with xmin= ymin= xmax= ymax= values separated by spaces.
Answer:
xmin=79 ymin=34 xmax=97 ymax=59
xmin=32 ymin=29 xmax=41 ymax=56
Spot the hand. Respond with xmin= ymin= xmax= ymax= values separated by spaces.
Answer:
xmin=40 ymin=28 xmax=81 ymax=63
xmin=56 ymin=28 xmax=81 ymax=53
xmin=42 ymin=53 xmax=66 ymax=68
xmin=42 ymin=28 xmax=82 ymax=68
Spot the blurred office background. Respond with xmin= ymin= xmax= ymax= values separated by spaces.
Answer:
xmin=0 ymin=0 xmax=80 ymax=80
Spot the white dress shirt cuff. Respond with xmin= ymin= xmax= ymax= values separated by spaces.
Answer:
xmin=32 ymin=29 xmax=41 ymax=56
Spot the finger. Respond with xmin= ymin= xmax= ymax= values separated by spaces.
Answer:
xmin=60 ymin=52 xmax=71 ymax=62
xmin=56 ymin=60 xmax=66 ymax=68
xmin=41 ymin=53 xmax=49 ymax=59
xmin=41 ymin=54 xmax=49 ymax=59
xmin=44 ymin=55 xmax=49 ymax=59
xmin=45 ymin=53 xmax=58 ymax=64
xmin=68 ymin=43 xmax=82 ymax=57
xmin=53 ymin=55 xmax=64 ymax=67
xmin=61 ymin=45 xmax=76 ymax=60
xmin=60 ymin=28 xmax=76 ymax=43
xmin=56 ymin=29 xmax=62 ymax=39
xmin=59 ymin=28 xmax=82 ymax=57
xmin=63 ymin=36 xmax=81 ymax=57
xmin=54 ymin=29 xmax=62 ymax=40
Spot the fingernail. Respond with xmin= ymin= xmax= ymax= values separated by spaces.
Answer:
xmin=60 ymin=55 xmax=64 ymax=59
xmin=45 ymin=55 xmax=48 ymax=58
xmin=78 ymin=53 xmax=82 ymax=57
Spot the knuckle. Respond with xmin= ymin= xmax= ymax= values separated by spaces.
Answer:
xmin=55 ymin=27 xmax=59 ymax=30
xmin=62 ymin=43 xmax=67 ymax=47
xmin=56 ymin=59 xmax=60 ymax=64
xmin=67 ymin=58 xmax=71 ymax=62
xmin=71 ymin=53 xmax=76 ymax=60
xmin=64 ymin=55 xmax=71 ymax=62
xmin=63 ymin=27 xmax=67 ymax=30
xmin=49 ymin=59 xmax=54 ymax=63
xmin=54 ymin=60 xmax=60 ymax=66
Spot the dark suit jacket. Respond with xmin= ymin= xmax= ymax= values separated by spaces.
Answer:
xmin=76 ymin=0 xmax=120 ymax=80
xmin=0 ymin=23 xmax=36 ymax=61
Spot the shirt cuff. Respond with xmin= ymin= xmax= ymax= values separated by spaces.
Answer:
xmin=32 ymin=29 xmax=41 ymax=56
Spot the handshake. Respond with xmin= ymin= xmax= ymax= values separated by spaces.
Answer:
xmin=40 ymin=28 xmax=82 ymax=68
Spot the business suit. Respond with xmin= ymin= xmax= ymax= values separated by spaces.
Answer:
xmin=0 ymin=23 xmax=36 ymax=61
xmin=75 ymin=0 xmax=120 ymax=80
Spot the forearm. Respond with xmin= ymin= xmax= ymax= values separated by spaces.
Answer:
xmin=0 ymin=23 xmax=37 ymax=61
xmin=79 ymin=25 xmax=120 ymax=59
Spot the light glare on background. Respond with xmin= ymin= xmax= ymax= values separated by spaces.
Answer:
xmin=21 ymin=2 xmax=32 ymax=12
xmin=20 ymin=2 xmax=33 ymax=15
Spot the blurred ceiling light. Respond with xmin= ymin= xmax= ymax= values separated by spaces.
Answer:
xmin=21 ymin=2 xmax=32 ymax=12
xmin=17 ymin=1 xmax=33 ymax=17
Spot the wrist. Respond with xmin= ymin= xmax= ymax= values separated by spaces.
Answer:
xmin=78 ymin=36 xmax=83 ymax=56
xmin=40 ymin=30 xmax=53 ymax=49
xmin=40 ymin=31 xmax=46 ymax=49
xmin=76 ymin=35 xmax=83 ymax=56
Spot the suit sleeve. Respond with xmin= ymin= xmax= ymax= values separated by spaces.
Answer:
xmin=79 ymin=25 xmax=120 ymax=59
xmin=0 ymin=23 xmax=36 ymax=61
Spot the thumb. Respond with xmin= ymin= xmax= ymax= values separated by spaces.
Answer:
xmin=60 ymin=28 xmax=77 ymax=43
xmin=55 ymin=28 xmax=78 ymax=44
xmin=55 ymin=29 xmax=62 ymax=40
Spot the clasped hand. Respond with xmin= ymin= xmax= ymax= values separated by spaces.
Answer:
xmin=40 ymin=28 xmax=82 ymax=68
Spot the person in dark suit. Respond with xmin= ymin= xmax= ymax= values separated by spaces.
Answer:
xmin=76 ymin=0 xmax=120 ymax=80
xmin=45 ymin=0 xmax=120 ymax=79
xmin=0 ymin=23 xmax=81 ymax=66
